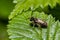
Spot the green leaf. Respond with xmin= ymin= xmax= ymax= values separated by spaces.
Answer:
xmin=9 ymin=0 xmax=60 ymax=19
xmin=13 ymin=0 xmax=25 ymax=3
xmin=7 ymin=11 xmax=60 ymax=40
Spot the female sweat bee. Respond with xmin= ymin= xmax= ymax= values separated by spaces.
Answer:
xmin=30 ymin=17 xmax=47 ymax=28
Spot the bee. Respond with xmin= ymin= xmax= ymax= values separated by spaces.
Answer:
xmin=30 ymin=17 xmax=47 ymax=28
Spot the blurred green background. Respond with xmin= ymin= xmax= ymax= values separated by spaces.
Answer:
xmin=0 ymin=0 xmax=60 ymax=40
xmin=0 ymin=0 xmax=15 ymax=40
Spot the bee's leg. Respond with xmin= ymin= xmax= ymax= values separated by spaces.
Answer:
xmin=32 ymin=23 xmax=35 ymax=28
xmin=37 ymin=24 xmax=42 ymax=30
xmin=30 ymin=22 xmax=35 ymax=28
xmin=38 ymin=24 xmax=42 ymax=40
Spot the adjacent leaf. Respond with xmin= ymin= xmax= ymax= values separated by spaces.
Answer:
xmin=7 ymin=11 xmax=60 ymax=40
xmin=9 ymin=0 xmax=60 ymax=19
xmin=13 ymin=0 xmax=25 ymax=3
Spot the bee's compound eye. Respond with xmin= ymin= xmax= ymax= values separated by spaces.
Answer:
xmin=30 ymin=17 xmax=34 ymax=21
xmin=30 ymin=19 xmax=32 ymax=21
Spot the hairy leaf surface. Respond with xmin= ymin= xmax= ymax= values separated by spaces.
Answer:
xmin=8 ymin=11 xmax=60 ymax=40
xmin=9 ymin=0 xmax=60 ymax=19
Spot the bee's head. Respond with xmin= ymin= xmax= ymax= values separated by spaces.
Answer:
xmin=30 ymin=17 xmax=35 ymax=21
